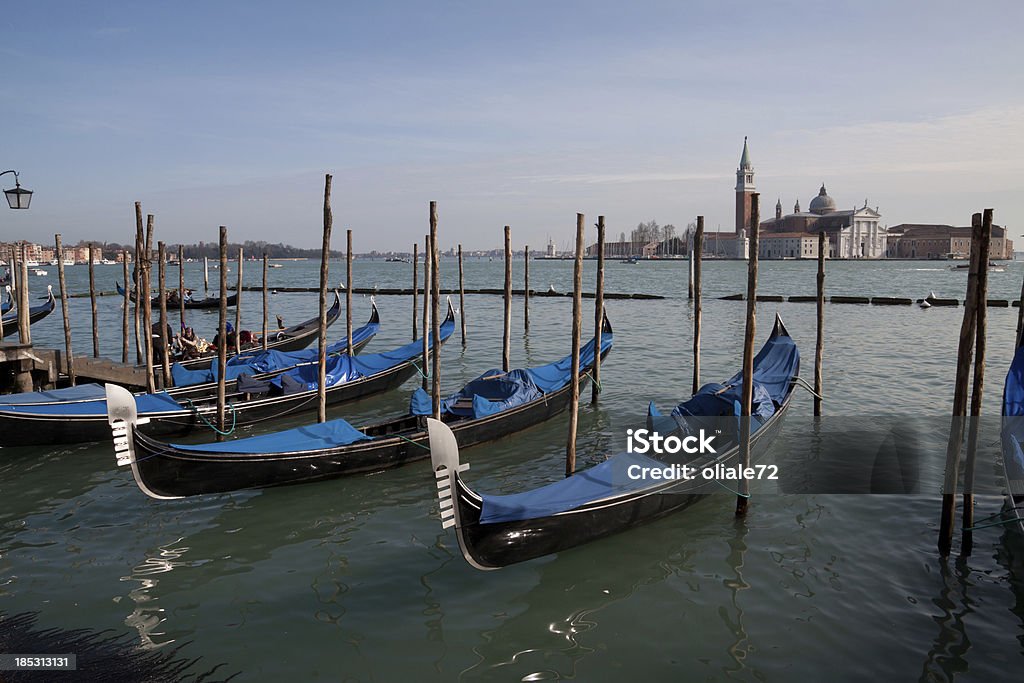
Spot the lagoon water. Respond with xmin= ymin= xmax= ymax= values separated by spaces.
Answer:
xmin=2 ymin=256 xmax=1024 ymax=680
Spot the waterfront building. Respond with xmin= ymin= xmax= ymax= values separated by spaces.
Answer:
xmin=886 ymin=224 xmax=1013 ymax=259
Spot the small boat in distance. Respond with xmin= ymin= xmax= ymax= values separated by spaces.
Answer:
xmin=268 ymin=263 xmax=283 ymax=268
xmin=949 ymin=262 xmax=1006 ymax=272
xmin=620 ymin=256 xmax=639 ymax=264
xmin=32 ymin=268 xmax=47 ymax=276
xmin=385 ymin=256 xmax=411 ymax=263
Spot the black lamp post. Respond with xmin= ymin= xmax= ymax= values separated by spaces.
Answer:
xmin=1 ymin=170 xmax=32 ymax=210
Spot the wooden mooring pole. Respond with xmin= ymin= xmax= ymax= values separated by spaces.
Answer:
xmin=458 ymin=244 xmax=467 ymax=346
xmin=592 ymin=216 xmax=605 ymax=405
xmin=158 ymin=241 xmax=171 ymax=387
xmin=317 ymin=175 xmax=333 ymax=424
xmin=736 ymin=194 xmax=759 ymax=517
xmin=422 ymin=233 xmax=430 ymax=391
xmin=178 ymin=245 xmax=186 ymax=332
xmin=204 ymin=256 xmax=209 ymax=296
xmin=142 ymin=215 xmax=156 ymax=394
xmin=815 ymin=231 xmax=826 ymax=417
xmin=692 ymin=216 xmax=703 ymax=395
xmin=346 ymin=229 xmax=353 ymax=354
xmin=88 ymin=243 xmax=99 ymax=358
xmin=938 ymin=212 xmax=985 ymax=555
xmin=121 ymin=251 xmax=129 ymax=363
xmin=262 ymin=253 xmax=269 ymax=351
xmin=566 ymin=213 xmax=585 ymax=476
xmin=503 ymin=225 xmax=512 ymax=373
xmin=688 ymin=232 xmax=694 ymax=301
xmin=216 ymin=226 xmax=228 ymax=439
xmin=235 ymin=248 xmax=243 ymax=349
xmin=430 ymin=201 xmax=441 ymax=418
xmin=55 ymin=234 xmax=75 ymax=386
xmin=524 ymin=244 xmax=531 ymax=334
xmin=412 ymin=242 xmax=419 ymax=341
xmin=16 ymin=245 xmax=29 ymax=345
xmin=133 ymin=203 xmax=144 ymax=364
xmin=962 ymin=209 xmax=993 ymax=555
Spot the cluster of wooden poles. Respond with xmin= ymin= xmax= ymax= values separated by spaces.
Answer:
xmin=1 ymin=245 xmax=42 ymax=386
xmin=937 ymin=208 xmax=999 ymax=556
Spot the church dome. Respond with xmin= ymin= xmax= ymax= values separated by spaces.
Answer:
xmin=809 ymin=184 xmax=836 ymax=215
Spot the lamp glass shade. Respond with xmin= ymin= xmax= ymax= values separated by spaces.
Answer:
xmin=4 ymin=186 xmax=32 ymax=209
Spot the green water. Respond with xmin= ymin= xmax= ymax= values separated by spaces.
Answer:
xmin=1 ymin=258 xmax=1023 ymax=680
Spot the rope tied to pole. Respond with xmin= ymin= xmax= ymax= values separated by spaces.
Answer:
xmin=962 ymin=506 xmax=1024 ymax=531
xmin=409 ymin=358 xmax=430 ymax=380
xmin=792 ymin=376 xmax=825 ymax=400
xmin=187 ymin=399 xmax=238 ymax=436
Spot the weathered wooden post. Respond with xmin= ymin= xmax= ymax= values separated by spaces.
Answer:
xmin=88 ymin=243 xmax=99 ymax=358
xmin=262 ymin=253 xmax=269 ymax=351
xmin=216 ymin=226 xmax=229 ymax=439
xmin=178 ymin=244 xmax=186 ymax=331
xmin=412 ymin=242 xmax=419 ymax=341
xmin=317 ymin=175 xmax=333 ymax=424
xmin=204 ymin=256 xmax=209 ymax=296
xmin=566 ymin=213 xmax=585 ymax=476
xmin=421 ymin=234 xmax=431 ymax=391
xmin=158 ymin=242 xmax=171 ymax=387
xmin=346 ymin=229 xmax=353 ymax=354
xmin=815 ymin=231 xmax=826 ymax=417
xmin=55 ymin=234 xmax=75 ymax=386
xmin=142 ymin=215 xmax=156 ymax=394
xmin=121 ymin=251 xmax=130 ymax=363
xmin=16 ymin=245 xmax=29 ymax=345
xmin=938 ymin=213 xmax=985 ymax=555
xmin=134 ymin=203 xmax=144 ymax=364
xmin=962 ymin=209 xmax=993 ymax=554
xmin=430 ymin=201 xmax=441 ymax=418
xmin=503 ymin=225 xmax=512 ymax=373
xmin=736 ymin=194 xmax=759 ymax=517
xmin=458 ymin=244 xmax=467 ymax=346
xmin=688 ymin=231 xmax=694 ymax=300
xmin=524 ymin=244 xmax=530 ymax=333
xmin=234 ymin=248 xmax=243 ymax=347
xmin=592 ymin=217 xmax=606 ymax=405
xmin=692 ymin=216 xmax=704 ymax=395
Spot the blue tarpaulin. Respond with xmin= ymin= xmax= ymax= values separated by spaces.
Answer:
xmin=0 ymin=391 xmax=183 ymax=416
xmin=0 ymin=383 xmax=106 ymax=405
xmin=411 ymin=329 xmax=612 ymax=420
xmin=1002 ymin=344 xmax=1024 ymax=480
xmin=170 ymin=318 xmax=380 ymax=387
xmin=172 ymin=417 xmax=373 ymax=454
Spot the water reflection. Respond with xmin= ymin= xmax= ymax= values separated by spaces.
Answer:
xmin=121 ymin=537 xmax=191 ymax=648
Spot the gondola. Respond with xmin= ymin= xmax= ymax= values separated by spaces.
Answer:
xmin=426 ymin=314 xmax=799 ymax=570
xmin=0 ymin=300 xmax=380 ymax=408
xmin=116 ymin=281 xmax=239 ymax=309
xmin=1000 ymin=338 xmax=1024 ymax=534
xmin=104 ymin=314 xmax=613 ymax=498
xmin=1 ymin=290 xmax=11 ymax=314
xmin=1 ymin=286 xmax=56 ymax=339
xmin=172 ymin=291 xmax=344 ymax=371
xmin=0 ymin=300 xmax=456 ymax=447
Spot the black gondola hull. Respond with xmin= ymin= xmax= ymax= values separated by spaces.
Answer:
xmin=452 ymin=396 xmax=791 ymax=569
xmin=128 ymin=369 xmax=594 ymax=497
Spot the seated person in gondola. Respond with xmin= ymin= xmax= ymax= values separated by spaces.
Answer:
xmin=212 ymin=322 xmax=239 ymax=353
xmin=178 ymin=326 xmax=201 ymax=359
xmin=183 ymin=288 xmax=194 ymax=303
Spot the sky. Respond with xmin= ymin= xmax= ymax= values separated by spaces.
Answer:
xmin=2 ymin=0 xmax=1023 ymax=251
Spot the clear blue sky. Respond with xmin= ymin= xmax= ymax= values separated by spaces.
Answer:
xmin=2 ymin=1 xmax=1022 ymax=251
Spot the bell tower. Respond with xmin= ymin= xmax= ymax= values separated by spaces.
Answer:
xmin=735 ymin=136 xmax=755 ymax=233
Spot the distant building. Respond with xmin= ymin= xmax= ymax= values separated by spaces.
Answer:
xmin=735 ymin=139 xmax=886 ymax=259
xmin=886 ymin=224 xmax=1013 ymax=259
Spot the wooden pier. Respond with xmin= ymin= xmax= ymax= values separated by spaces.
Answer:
xmin=0 ymin=343 xmax=149 ymax=393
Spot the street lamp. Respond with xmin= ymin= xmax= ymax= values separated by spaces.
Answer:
xmin=1 ymin=170 xmax=32 ymax=209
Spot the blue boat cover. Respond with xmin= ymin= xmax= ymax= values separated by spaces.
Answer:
xmin=172 ymin=417 xmax=373 ymax=454
xmin=479 ymin=325 xmax=798 ymax=524
xmin=269 ymin=315 xmax=455 ymax=391
xmin=170 ymin=318 xmax=380 ymax=387
xmin=0 ymin=383 xmax=106 ymax=405
xmin=480 ymin=452 xmax=666 ymax=523
xmin=1002 ymin=344 xmax=1024 ymax=480
xmin=410 ymin=330 xmax=612 ymax=419
xmin=0 ymin=391 xmax=183 ymax=416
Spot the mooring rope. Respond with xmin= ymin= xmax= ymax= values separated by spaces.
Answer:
xmin=409 ymin=358 xmax=430 ymax=380
xmin=791 ymin=376 xmax=824 ymax=400
xmin=186 ymin=399 xmax=238 ymax=436
xmin=394 ymin=432 xmax=430 ymax=450
xmin=963 ymin=506 xmax=1024 ymax=531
